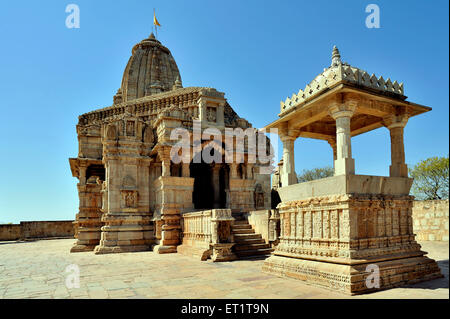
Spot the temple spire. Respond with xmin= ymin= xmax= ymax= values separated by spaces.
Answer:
xmin=331 ymin=45 xmax=342 ymax=67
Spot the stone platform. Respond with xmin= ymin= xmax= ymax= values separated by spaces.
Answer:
xmin=263 ymin=176 xmax=443 ymax=295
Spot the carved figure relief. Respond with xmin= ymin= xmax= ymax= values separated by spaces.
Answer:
xmin=121 ymin=190 xmax=137 ymax=208
xmin=143 ymin=126 xmax=154 ymax=144
xmin=206 ymin=107 xmax=216 ymax=122
xmin=126 ymin=120 xmax=135 ymax=136
xmin=217 ymin=221 xmax=231 ymax=243
xmin=106 ymin=124 xmax=117 ymax=140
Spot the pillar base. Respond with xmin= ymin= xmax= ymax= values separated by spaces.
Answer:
xmin=71 ymin=228 xmax=102 ymax=253
xmin=263 ymin=254 xmax=443 ymax=295
xmin=70 ymin=244 xmax=97 ymax=253
xmin=177 ymin=244 xmax=211 ymax=260
xmin=211 ymin=243 xmax=237 ymax=262
xmin=93 ymin=213 xmax=154 ymax=254
xmin=390 ymin=164 xmax=408 ymax=178
xmin=334 ymin=158 xmax=355 ymax=175
xmin=153 ymin=244 xmax=177 ymax=254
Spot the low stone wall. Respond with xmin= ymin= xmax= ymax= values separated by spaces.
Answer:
xmin=0 ymin=224 xmax=22 ymax=241
xmin=413 ymin=200 xmax=449 ymax=241
xmin=178 ymin=209 xmax=236 ymax=261
xmin=0 ymin=221 xmax=75 ymax=241
xmin=245 ymin=209 xmax=280 ymax=246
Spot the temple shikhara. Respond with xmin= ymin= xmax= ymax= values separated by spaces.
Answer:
xmin=69 ymin=33 xmax=442 ymax=294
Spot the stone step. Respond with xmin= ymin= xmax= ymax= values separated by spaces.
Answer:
xmin=232 ymin=224 xmax=252 ymax=230
xmin=234 ymin=254 xmax=272 ymax=261
xmin=234 ymin=233 xmax=262 ymax=241
xmin=235 ymin=248 xmax=274 ymax=257
xmin=233 ymin=243 xmax=271 ymax=251
xmin=233 ymin=220 xmax=249 ymax=225
xmin=232 ymin=228 xmax=255 ymax=234
xmin=234 ymin=238 xmax=266 ymax=245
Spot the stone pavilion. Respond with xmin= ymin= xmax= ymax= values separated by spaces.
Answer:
xmin=263 ymin=46 xmax=443 ymax=294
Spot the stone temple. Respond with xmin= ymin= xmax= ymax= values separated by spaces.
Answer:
xmin=69 ymin=33 xmax=273 ymax=259
xmin=69 ymin=32 xmax=443 ymax=294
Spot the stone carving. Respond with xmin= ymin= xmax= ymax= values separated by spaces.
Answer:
xmin=121 ymin=190 xmax=137 ymax=208
xmin=280 ymin=46 xmax=404 ymax=113
xmin=126 ymin=120 xmax=135 ymax=136
xmin=206 ymin=107 xmax=216 ymax=122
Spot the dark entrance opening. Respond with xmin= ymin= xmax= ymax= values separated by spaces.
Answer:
xmin=219 ymin=165 xmax=229 ymax=208
xmin=190 ymin=162 xmax=214 ymax=209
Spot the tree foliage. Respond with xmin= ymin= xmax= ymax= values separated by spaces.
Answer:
xmin=297 ymin=166 xmax=334 ymax=183
xmin=409 ymin=156 xmax=449 ymax=200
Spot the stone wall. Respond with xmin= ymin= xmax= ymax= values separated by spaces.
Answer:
xmin=0 ymin=224 xmax=22 ymax=241
xmin=0 ymin=221 xmax=74 ymax=241
xmin=245 ymin=210 xmax=280 ymax=246
xmin=413 ymin=200 xmax=449 ymax=241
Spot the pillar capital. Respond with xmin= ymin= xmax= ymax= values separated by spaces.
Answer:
xmin=382 ymin=114 xmax=409 ymax=129
xmin=328 ymin=103 xmax=356 ymax=120
xmin=279 ymin=122 xmax=300 ymax=141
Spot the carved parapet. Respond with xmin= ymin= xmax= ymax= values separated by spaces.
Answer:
xmin=178 ymin=209 xmax=236 ymax=262
xmin=263 ymin=193 xmax=442 ymax=294
xmin=280 ymin=54 xmax=405 ymax=114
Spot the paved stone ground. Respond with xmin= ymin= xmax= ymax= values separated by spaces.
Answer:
xmin=0 ymin=239 xmax=448 ymax=299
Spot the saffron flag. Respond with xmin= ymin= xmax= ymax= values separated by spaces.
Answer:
xmin=154 ymin=12 xmax=161 ymax=27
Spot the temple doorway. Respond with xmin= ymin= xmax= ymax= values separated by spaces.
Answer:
xmin=190 ymin=162 xmax=230 ymax=210
xmin=190 ymin=162 xmax=214 ymax=209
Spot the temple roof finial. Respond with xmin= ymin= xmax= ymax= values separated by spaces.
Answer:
xmin=331 ymin=45 xmax=342 ymax=67
xmin=173 ymin=75 xmax=183 ymax=90
xmin=149 ymin=32 xmax=156 ymax=40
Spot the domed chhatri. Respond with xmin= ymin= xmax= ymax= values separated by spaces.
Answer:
xmin=264 ymin=45 xmax=440 ymax=294
xmin=69 ymin=31 xmax=272 ymax=257
xmin=114 ymin=33 xmax=182 ymax=104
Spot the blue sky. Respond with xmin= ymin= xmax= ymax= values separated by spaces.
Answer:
xmin=0 ymin=0 xmax=448 ymax=223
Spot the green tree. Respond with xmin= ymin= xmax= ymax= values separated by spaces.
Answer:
xmin=297 ymin=166 xmax=334 ymax=182
xmin=409 ymin=156 xmax=449 ymax=200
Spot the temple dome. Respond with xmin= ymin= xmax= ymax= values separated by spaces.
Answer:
xmin=114 ymin=33 xmax=182 ymax=104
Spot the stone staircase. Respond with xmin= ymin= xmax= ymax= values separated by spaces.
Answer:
xmin=231 ymin=215 xmax=273 ymax=259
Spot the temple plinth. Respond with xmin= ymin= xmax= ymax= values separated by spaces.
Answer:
xmin=263 ymin=46 xmax=442 ymax=294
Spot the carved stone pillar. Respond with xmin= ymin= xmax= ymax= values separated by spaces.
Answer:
xmin=79 ymin=163 xmax=87 ymax=186
xmin=329 ymin=103 xmax=356 ymax=175
xmin=160 ymin=147 xmax=171 ymax=177
xmin=246 ymin=163 xmax=253 ymax=180
xmin=327 ymin=138 xmax=337 ymax=171
xmin=216 ymin=101 xmax=225 ymax=127
xmin=212 ymin=164 xmax=221 ymax=208
xmin=182 ymin=163 xmax=190 ymax=177
xmin=280 ymin=136 xmax=297 ymax=186
xmin=230 ymin=163 xmax=238 ymax=179
xmin=198 ymin=98 xmax=207 ymax=125
xmin=384 ymin=115 xmax=409 ymax=177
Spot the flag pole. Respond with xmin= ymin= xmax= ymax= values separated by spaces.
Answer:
xmin=154 ymin=8 xmax=158 ymax=39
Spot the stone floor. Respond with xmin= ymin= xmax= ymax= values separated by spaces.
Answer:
xmin=0 ymin=239 xmax=448 ymax=299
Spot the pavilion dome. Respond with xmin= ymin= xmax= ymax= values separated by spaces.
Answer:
xmin=114 ymin=33 xmax=182 ymax=104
